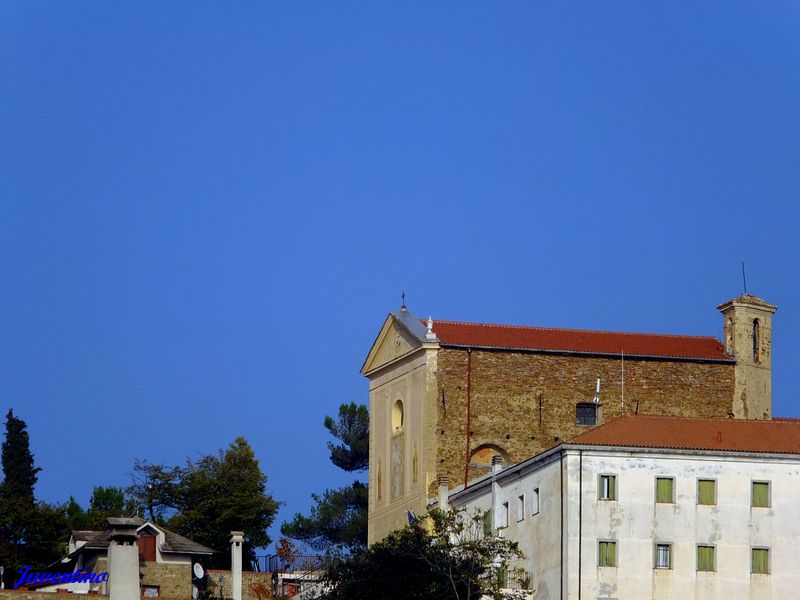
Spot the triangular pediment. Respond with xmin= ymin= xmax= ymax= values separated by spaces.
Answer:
xmin=361 ymin=312 xmax=425 ymax=375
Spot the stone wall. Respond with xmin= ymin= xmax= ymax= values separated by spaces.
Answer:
xmin=435 ymin=348 xmax=735 ymax=489
xmin=206 ymin=570 xmax=273 ymax=600
xmin=139 ymin=562 xmax=191 ymax=598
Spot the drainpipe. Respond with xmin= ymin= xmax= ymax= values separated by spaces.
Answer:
xmin=578 ymin=451 xmax=583 ymax=600
xmin=560 ymin=450 xmax=564 ymax=600
xmin=463 ymin=349 xmax=473 ymax=488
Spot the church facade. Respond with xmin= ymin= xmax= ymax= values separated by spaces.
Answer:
xmin=361 ymin=294 xmax=777 ymax=543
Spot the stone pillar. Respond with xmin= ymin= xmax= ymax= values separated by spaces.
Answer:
xmin=230 ymin=531 xmax=244 ymax=600
xmin=107 ymin=518 xmax=139 ymax=600
xmin=437 ymin=475 xmax=449 ymax=511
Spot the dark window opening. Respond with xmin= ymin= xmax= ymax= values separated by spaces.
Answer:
xmin=753 ymin=319 xmax=761 ymax=362
xmin=576 ymin=403 xmax=597 ymax=426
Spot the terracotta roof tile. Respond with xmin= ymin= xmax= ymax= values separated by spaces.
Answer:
xmin=428 ymin=320 xmax=731 ymax=361
xmin=570 ymin=415 xmax=800 ymax=454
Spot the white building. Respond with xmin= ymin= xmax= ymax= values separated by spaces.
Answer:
xmin=446 ymin=415 xmax=800 ymax=600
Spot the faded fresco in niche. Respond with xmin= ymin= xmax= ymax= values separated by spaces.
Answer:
xmin=412 ymin=438 xmax=419 ymax=483
xmin=391 ymin=432 xmax=404 ymax=499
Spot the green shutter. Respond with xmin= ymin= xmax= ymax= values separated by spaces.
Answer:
xmin=599 ymin=542 xmax=616 ymax=567
xmin=656 ymin=478 xmax=673 ymax=503
xmin=697 ymin=546 xmax=715 ymax=571
xmin=752 ymin=482 xmax=770 ymax=507
xmin=752 ymin=548 xmax=769 ymax=574
xmin=698 ymin=480 xmax=715 ymax=505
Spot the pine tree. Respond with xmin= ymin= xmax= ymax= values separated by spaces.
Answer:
xmin=282 ymin=403 xmax=369 ymax=552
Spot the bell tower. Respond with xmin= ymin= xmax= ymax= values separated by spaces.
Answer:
xmin=717 ymin=294 xmax=777 ymax=420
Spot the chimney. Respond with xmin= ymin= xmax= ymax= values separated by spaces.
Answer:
xmin=230 ymin=531 xmax=244 ymax=600
xmin=437 ymin=475 xmax=449 ymax=510
xmin=107 ymin=518 xmax=140 ymax=600
xmin=491 ymin=454 xmax=504 ymax=475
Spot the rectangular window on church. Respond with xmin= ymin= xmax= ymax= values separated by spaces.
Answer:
xmin=576 ymin=404 xmax=597 ymax=426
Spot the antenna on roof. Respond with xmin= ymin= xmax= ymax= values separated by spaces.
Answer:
xmin=741 ymin=261 xmax=748 ymax=294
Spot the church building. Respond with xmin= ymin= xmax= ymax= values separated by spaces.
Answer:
xmin=361 ymin=294 xmax=777 ymax=543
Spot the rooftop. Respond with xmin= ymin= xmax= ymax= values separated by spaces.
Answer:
xmin=570 ymin=415 xmax=800 ymax=454
xmin=72 ymin=518 xmax=213 ymax=556
xmin=427 ymin=319 xmax=731 ymax=361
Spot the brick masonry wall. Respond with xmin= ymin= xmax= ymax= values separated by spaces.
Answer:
xmin=434 ymin=348 xmax=735 ymax=490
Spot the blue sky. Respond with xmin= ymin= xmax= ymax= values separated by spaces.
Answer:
xmin=2 ymin=2 xmax=799 ymax=550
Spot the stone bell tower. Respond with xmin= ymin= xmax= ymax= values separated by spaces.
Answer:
xmin=717 ymin=294 xmax=777 ymax=420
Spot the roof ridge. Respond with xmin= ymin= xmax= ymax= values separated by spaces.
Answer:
xmin=427 ymin=319 xmax=721 ymax=342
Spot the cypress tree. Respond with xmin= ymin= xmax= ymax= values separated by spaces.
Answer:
xmin=1 ymin=409 xmax=41 ymax=501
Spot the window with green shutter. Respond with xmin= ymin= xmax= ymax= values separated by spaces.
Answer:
xmin=698 ymin=479 xmax=716 ymax=505
xmin=599 ymin=541 xmax=617 ymax=567
xmin=752 ymin=481 xmax=770 ymax=508
xmin=752 ymin=548 xmax=769 ymax=574
xmin=697 ymin=545 xmax=715 ymax=572
xmin=656 ymin=478 xmax=674 ymax=503
xmin=599 ymin=475 xmax=616 ymax=500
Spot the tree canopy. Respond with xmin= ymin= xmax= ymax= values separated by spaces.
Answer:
xmin=324 ymin=402 xmax=369 ymax=472
xmin=282 ymin=403 xmax=368 ymax=552
xmin=129 ymin=437 xmax=279 ymax=568
xmin=319 ymin=508 xmax=528 ymax=600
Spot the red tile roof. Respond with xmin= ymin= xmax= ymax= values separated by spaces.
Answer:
xmin=428 ymin=319 xmax=731 ymax=361
xmin=570 ymin=415 xmax=800 ymax=454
